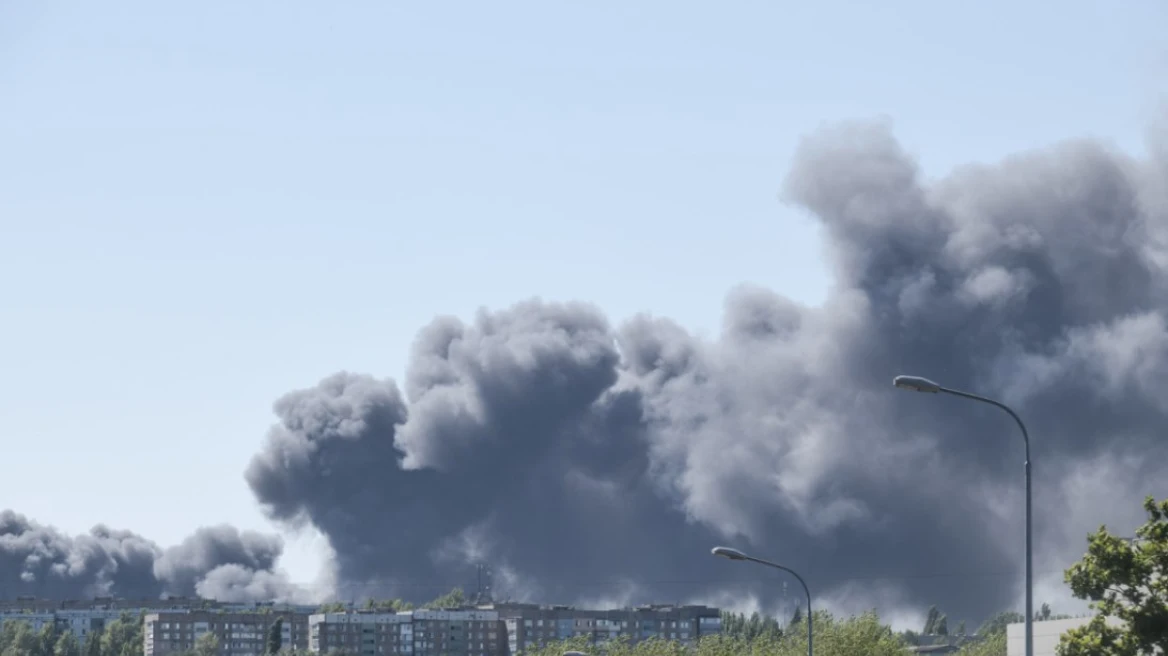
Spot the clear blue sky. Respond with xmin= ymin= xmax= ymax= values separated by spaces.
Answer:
xmin=1 ymin=0 xmax=1164 ymax=584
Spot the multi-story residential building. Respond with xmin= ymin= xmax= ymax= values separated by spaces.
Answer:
xmin=143 ymin=610 xmax=309 ymax=656
xmin=0 ymin=598 xmax=319 ymax=649
xmin=413 ymin=609 xmax=505 ymax=656
xmin=308 ymin=610 xmax=412 ymax=655
xmin=0 ymin=607 xmax=155 ymax=644
xmin=308 ymin=609 xmax=505 ymax=656
xmin=489 ymin=603 xmax=722 ymax=654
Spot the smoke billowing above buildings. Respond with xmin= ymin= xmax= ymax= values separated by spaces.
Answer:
xmin=5 ymin=120 xmax=1168 ymax=625
xmin=0 ymin=511 xmax=303 ymax=603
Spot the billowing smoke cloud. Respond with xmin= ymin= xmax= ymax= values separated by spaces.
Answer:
xmin=0 ymin=511 xmax=302 ymax=603
xmin=243 ymin=118 xmax=1168 ymax=625
xmin=6 ymin=118 xmax=1167 ymax=626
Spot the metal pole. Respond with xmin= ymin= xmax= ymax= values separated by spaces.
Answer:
xmin=938 ymin=387 xmax=1032 ymax=656
xmin=742 ymin=555 xmax=812 ymax=656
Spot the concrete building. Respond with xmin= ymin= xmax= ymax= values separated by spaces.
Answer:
xmin=309 ymin=609 xmax=505 ymax=656
xmin=1006 ymin=617 xmax=1116 ymax=656
xmin=308 ymin=610 xmax=413 ymax=655
xmin=0 ymin=598 xmax=319 ymax=649
xmin=143 ymin=610 xmax=309 ymax=656
xmin=489 ymin=603 xmax=722 ymax=653
xmin=0 ymin=607 xmax=156 ymax=644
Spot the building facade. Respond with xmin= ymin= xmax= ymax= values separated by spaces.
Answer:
xmin=309 ymin=609 xmax=505 ymax=656
xmin=0 ymin=607 xmax=155 ymax=644
xmin=1006 ymin=617 xmax=1112 ymax=656
xmin=490 ymin=603 xmax=722 ymax=653
xmin=1 ymin=598 xmax=724 ymax=656
xmin=143 ymin=610 xmax=309 ymax=656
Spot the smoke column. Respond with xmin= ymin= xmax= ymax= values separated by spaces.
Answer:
xmin=0 ymin=511 xmax=304 ymax=602
xmin=7 ymin=119 xmax=1168 ymax=624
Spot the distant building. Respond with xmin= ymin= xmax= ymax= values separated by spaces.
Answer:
xmin=142 ymin=610 xmax=309 ymax=656
xmin=0 ymin=597 xmax=725 ymax=656
xmin=309 ymin=608 xmax=505 ymax=656
xmin=487 ymin=603 xmax=723 ymax=653
xmin=1006 ymin=617 xmax=1114 ymax=656
xmin=0 ymin=607 xmax=154 ymax=643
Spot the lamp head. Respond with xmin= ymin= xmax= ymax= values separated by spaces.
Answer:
xmin=893 ymin=375 xmax=942 ymax=394
xmin=711 ymin=546 xmax=748 ymax=561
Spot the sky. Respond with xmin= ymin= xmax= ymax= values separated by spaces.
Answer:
xmin=1 ymin=0 xmax=1166 ymax=594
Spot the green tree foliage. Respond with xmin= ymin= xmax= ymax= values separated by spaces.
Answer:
xmin=37 ymin=625 xmax=57 ymax=656
xmin=1 ymin=620 xmax=40 ymax=656
xmin=83 ymin=632 xmax=102 ymax=656
xmin=363 ymin=598 xmax=413 ymax=612
xmin=922 ymin=605 xmax=953 ymax=635
xmin=53 ymin=632 xmax=81 ymax=656
xmin=322 ymin=589 xmax=457 ymax=616
xmin=190 ymin=632 xmax=219 ymax=656
xmin=100 ymin=613 xmax=143 ymax=656
xmin=718 ymin=611 xmax=782 ymax=642
xmin=1059 ymin=495 xmax=1168 ymax=656
xmin=977 ymin=611 xmax=1024 ymax=638
xmin=0 ymin=613 xmax=144 ymax=656
xmin=426 ymin=588 xmax=466 ymax=609
xmin=266 ymin=617 xmax=283 ymax=655
xmin=958 ymin=630 xmax=1006 ymax=656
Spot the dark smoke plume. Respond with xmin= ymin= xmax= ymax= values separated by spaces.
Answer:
xmin=6 ymin=119 xmax=1167 ymax=625
xmin=0 ymin=510 xmax=301 ymax=603
xmin=244 ymin=119 xmax=1168 ymax=624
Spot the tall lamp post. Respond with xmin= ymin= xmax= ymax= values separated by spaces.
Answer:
xmin=711 ymin=547 xmax=813 ymax=656
xmin=893 ymin=374 xmax=1033 ymax=656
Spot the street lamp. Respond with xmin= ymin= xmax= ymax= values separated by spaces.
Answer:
xmin=711 ymin=547 xmax=813 ymax=656
xmin=893 ymin=374 xmax=1033 ymax=656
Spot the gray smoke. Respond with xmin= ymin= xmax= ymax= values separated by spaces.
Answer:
xmin=6 ymin=119 xmax=1166 ymax=625
xmin=0 ymin=510 xmax=296 ymax=603
xmin=244 ymin=118 xmax=1168 ymax=625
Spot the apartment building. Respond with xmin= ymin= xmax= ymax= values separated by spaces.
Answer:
xmin=143 ymin=610 xmax=309 ymax=656
xmin=309 ymin=609 xmax=506 ymax=656
xmin=0 ymin=607 xmax=152 ymax=643
xmin=489 ymin=603 xmax=722 ymax=653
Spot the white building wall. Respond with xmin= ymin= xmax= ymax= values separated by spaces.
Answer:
xmin=1007 ymin=617 xmax=1121 ymax=656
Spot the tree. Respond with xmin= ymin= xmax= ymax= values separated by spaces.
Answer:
xmin=83 ymin=631 xmax=103 ymax=656
xmin=54 ymin=632 xmax=82 ymax=656
xmin=363 ymin=598 xmax=413 ymax=612
xmin=1059 ymin=495 xmax=1168 ymax=656
xmin=100 ymin=612 xmax=144 ymax=656
xmin=426 ymin=587 xmax=466 ymax=609
xmin=959 ymin=631 xmax=1006 ymax=656
xmin=266 ymin=617 xmax=284 ymax=655
xmin=38 ymin=624 xmax=59 ymax=656
xmin=923 ymin=606 xmax=941 ymax=634
xmin=0 ymin=621 xmax=40 ymax=656
xmin=192 ymin=632 xmax=219 ymax=656
xmin=978 ymin=611 xmax=1024 ymax=637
